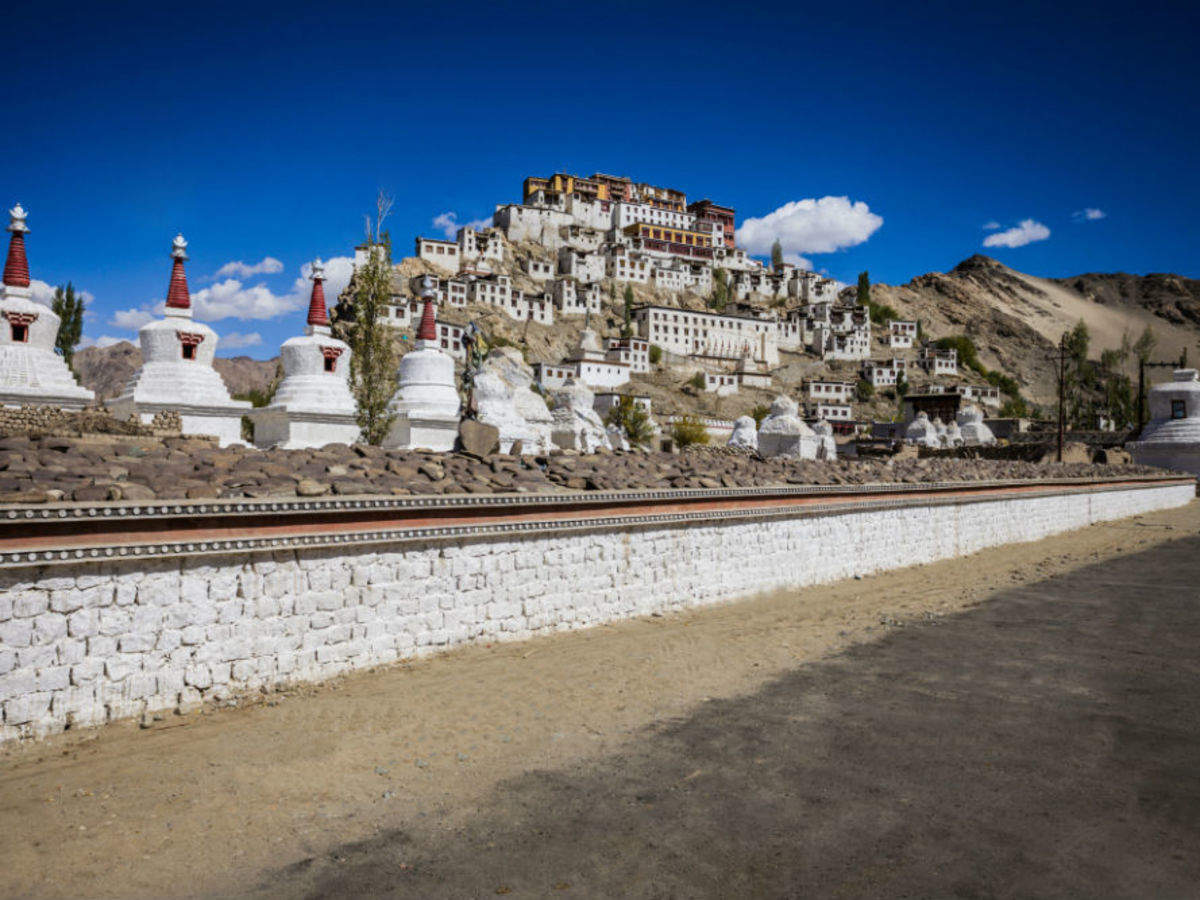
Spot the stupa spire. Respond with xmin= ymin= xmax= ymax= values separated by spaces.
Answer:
xmin=416 ymin=275 xmax=438 ymax=342
xmin=307 ymin=258 xmax=329 ymax=328
xmin=165 ymin=234 xmax=191 ymax=310
xmin=3 ymin=204 xmax=30 ymax=288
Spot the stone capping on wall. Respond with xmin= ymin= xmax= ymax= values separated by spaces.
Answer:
xmin=0 ymin=475 xmax=1189 ymax=569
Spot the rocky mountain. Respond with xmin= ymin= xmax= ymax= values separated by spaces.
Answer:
xmin=73 ymin=341 xmax=279 ymax=401
xmin=865 ymin=255 xmax=1200 ymax=405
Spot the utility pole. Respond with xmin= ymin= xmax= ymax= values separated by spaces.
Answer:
xmin=1049 ymin=335 xmax=1069 ymax=462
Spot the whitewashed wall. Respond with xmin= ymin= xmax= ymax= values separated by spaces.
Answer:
xmin=0 ymin=483 xmax=1191 ymax=742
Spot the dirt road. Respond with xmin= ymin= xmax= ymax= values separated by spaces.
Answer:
xmin=2 ymin=502 xmax=1197 ymax=898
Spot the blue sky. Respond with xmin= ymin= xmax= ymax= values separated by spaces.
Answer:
xmin=2 ymin=0 xmax=1196 ymax=357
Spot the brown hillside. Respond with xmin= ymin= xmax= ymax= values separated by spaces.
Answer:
xmin=73 ymin=341 xmax=279 ymax=401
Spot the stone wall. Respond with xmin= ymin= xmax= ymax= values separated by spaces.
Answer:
xmin=0 ymin=481 xmax=1191 ymax=742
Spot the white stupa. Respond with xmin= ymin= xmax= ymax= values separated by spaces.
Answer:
xmin=0 ymin=204 xmax=94 ymax=409
xmin=1126 ymin=369 xmax=1200 ymax=476
xmin=383 ymin=277 xmax=461 ymax=451
xmin=109 ymin=235 xmax=250 ymax=446
xmin=251 ymin=260 xmax=360 ymax=449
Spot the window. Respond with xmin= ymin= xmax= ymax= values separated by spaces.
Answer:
xmin=10 ymin=323 xmax=27 ymax=342
xmin=181 ymin=343 xmax=196 ymax=360
xmin=324 ymin=356 xmax=336 ymax=373
xmin=1172 ymin=399 xmax=1187 ymax=419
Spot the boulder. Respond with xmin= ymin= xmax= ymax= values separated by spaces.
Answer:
xmin=606 ymin=424 xmax=630 ymax=451
xmin=457 ymin=419 xmax=501 ymax=457
xmin=727 ymin=415 xmax=758 ymax=452
xmin=474 ymin=347 xmax=555 ymax=453
xmin=1095 ymin=447 xmax=1132 ymax=465
xmin=810 ymin=419 xmax=838 ymax=460
xmin=757 ymin=396 xmax=819 ymax=459
xmin=547 ymin=379 xmax=611 ymax=453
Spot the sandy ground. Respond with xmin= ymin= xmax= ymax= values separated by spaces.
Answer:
xmin=1 ymin=501 xmax=1197 ymax=898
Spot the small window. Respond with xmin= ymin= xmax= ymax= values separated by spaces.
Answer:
xmin=1172 ymin=399 xmax=1186 ymax=419
xmin=10 ymin=323 xmax=28 ymax=342
xmin=324 ymin=356 xmax=336 ymax=373
xmin=181 ymin=343 xmax=196 ymax=360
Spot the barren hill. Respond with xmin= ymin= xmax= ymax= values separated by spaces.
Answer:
xmin=865 ymin=255 xmax=1200 ymax=404
xmin=73 ymin=341 xmax=279 ymax=401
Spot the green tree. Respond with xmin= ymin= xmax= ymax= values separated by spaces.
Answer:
xmin=648 ymin=344 xmax=663 ymax=366
xmin=687 ymin=371 xmax=706 ymax=390
xmin=896 ymin=376 xmax=909 ymax=399
xmin=749 ymin=403 xmax=770 ymax=427
xmin=856 ymin=378 xmax=875 ymax=402
xmin=51 ymin=283 xmax=85 ymax=368
xmin=604 ymin=396 xmax=654 ymax=447
xmin=670 ymin=415 xmax=710 ymax=448
xmin=856 ymin=271 xmax=870 ymax=306
xmin=622 ymin=284 xmax=634 ymax=337
xmin=709 ymin=267 xmax=728 ymax=311
xmin=1133 ymin=325 xmax=1157 ymax=363
xmin=770 ymin=239 xmax=784 ymax=272
xmin=349 ymin=192 xmax=400 ymax=445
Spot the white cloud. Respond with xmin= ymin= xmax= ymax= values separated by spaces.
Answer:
xmin=982 ymin=219 xmax=1051 ymax=249
xmin=110 ymin=307 xmax=157 ymax=330
xmin=27 ymin=279 xmax=95 ymax=308
xmin=191 ymin=255 xmax=355 ymax=322
xmin=734 ymin=197 xmax=883 ymax=265
xmin=982 ymin=221 xmax=1001 ymax=230
xmin=432 ymin=211 xmax=492 ymax=239
xmin=191 ymin=278 xmax=303 ymax=320
xmin=782 ymin=252 xmax=814 ymax=269
xmin=103 ymin=255 xmax=357 ymax=335
xmin=1072 ymin=208 xmax=1106 ymax=222
xmin=218 ymin=331 xmax=263 ymax=350
xmin=213 ymin=257 xmax=284 ymax=279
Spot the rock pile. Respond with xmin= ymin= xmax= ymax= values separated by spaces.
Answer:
xmin=0 ymin=405 xmax=180 ymax=437
xmin=0 ymin=434 xmax=1170 ymax=504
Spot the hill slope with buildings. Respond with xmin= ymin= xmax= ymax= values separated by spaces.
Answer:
xmin=866 ymin=255 xmax=1200 ymax=406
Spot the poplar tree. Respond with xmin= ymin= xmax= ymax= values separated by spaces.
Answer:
xmin=857 ymin=271 xmax=871 ymax=305
xmin=770 ymin=239 xmax=784 ymax=272
xmin=349 ymin=192 xmax=399 ymax=444
xmin=622 ymin=284 xmax=634 ymax=337
xmin=52 ymin=282 xmax=85 ymax=368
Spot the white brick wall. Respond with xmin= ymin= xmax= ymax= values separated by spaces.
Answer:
xmin=0 ymin=483 xmax=1190 ymax=742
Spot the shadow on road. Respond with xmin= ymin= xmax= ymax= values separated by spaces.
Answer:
xmin=256 ymin=536 xmax=1200 ymax=898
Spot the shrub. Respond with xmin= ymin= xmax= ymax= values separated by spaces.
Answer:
xmin=856 ymin=378 xmax=875 ymax=401
xmin=671 ymin=415 xmax=710 ymax=448
xmin=750 ymin=403 xmax=770 ymax=426
xmin=604 ymin=396 xmax=654 ymax=447
xmin=648 ymin=344 xmax=663 ymax=365
xmin=687 ymin=372 xmax=706 ymax=390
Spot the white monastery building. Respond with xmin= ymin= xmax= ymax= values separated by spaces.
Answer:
xmin=109 ymin=235 xmax=250 ymax=446
xmin=0 ymin=204 xmax=94 ymax=410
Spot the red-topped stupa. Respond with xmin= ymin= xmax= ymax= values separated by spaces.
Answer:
xmin=109 ymin=234 xmax=250 ymax=445
xmin=250 ymin=258 xmax=359 ymax=449
xmin=0 ymin=203 xmax=95 ymax=409
xmin=384 ymin=274 xmax=461 ymax=450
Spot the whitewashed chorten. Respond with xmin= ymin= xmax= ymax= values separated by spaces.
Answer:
xmin=383 ymin=278 xmax=461 ymax=451
xmin=1126 ymin=369 xmax=1200 ymax=476
xmin=0 ymin=204 xmax=94 ymax=409
xmin=109 ymin=234 xmax=250 ymax=446
xmin=251 ymin=260 xmax=360 ymax=449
